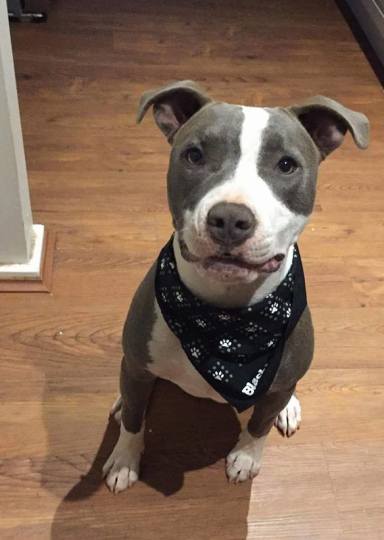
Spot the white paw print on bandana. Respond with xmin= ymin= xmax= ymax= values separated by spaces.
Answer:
xmin=186 ymin=340 xmax=205 ymax=362
xmin=168 ymin=318 xmax=184 ymax=336
xmin=219 ymin=337 xmax=241 ymax=354
xmin=208 ymin=361 xmax=234 ymax=382
xmin=212 ymin=370 xmax=224 ymax=381
xmin=195 ymin=318 xmax=208 ymax=328
xmin=283 ymin=273 xmax=294 ymax=289
xmin=245 ymin=322 xmax=268 ymax=335
xmin=270 ymin=302 xmax=279 ymax=314
xmin=175 ymin=290 xmax=184 ymax=303
xmin=190 ymin=346 xmax=201 ymax=359
xmin=262 ymin=298 xmax=286 ymax=321
xmin=218 ymin=313 xmax=232 ymax=322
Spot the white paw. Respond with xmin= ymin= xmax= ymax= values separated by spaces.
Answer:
xmin=226 ymin=449 xmax=261 ymax=483
xmin=274 ymin=394 xmax=301 ymax=437
xmin=226 ymin=431 xmax=266 ymax=483
xmin=102 ymin=426 xmax=143 ymax=493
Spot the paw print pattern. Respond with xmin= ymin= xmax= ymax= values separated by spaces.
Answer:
xmin=195 ymin=318 xmax=208 ymax=329
xmin=190 ymin=346 xmax=201 ymax=359
xmin=270 ymin=302 xmax=279 ymax=314
xmin=218 ymin=337 xmax=241 ymax=354
xmin=171 ymin=287 xmax=191 ymax=308
xmin=245 ymin=322 xmax=268 ymax=336
xmin=261 ymin=297 xmax=285 ymax=321
xmin=167 ymin=318 xmax=184 ymax=336
xmin=159 ymin=255 xmax=176 ymax=275
xmin=218 ymin=313 xmax=232 ymax=322
xmin=212 ymin=370 xmax=224 ymax=381
xmin=185 ymin=340 xmax=206 ymax=363
xmin=160 ymin=290 xmax=169 ymax=304
xmin=207 ymin=361 xmax=234 ymax=383
xmin=283 ymin=272 xmax=294 ymax=291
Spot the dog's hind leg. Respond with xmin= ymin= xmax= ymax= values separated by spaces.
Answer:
xmin=226 ymin=386 xmax=295 ymax=483
xmin=103 ymin=356 xmax=156 ymax=493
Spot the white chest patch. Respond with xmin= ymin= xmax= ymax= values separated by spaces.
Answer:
xmin=148 ymin=301 xmax=226 ymax=403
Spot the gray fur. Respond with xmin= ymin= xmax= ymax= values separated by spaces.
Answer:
xmin=168 ymin=103 xmax=243 ymax=229
xmin=120 ymin=264 xmax=157 ymax=432
xmin=290 ymin=95 xmax=369 ymax=158
xmin=137 ymin=80 xmax=212 ymax=143
xmin=257 ymin=109 xmax=319 ymax=215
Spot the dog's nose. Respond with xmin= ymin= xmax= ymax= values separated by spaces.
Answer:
xmin=206 ymin=202 xmax=256 ymax=247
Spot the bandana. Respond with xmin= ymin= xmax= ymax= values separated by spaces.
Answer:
xmin=155 ymin=237 xmax=307 ymax=412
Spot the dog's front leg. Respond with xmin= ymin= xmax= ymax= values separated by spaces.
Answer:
xmin=103 ymin=356 xmax=156 ymax=493
xmin=226 ymin=387 xmax=295 ymax=483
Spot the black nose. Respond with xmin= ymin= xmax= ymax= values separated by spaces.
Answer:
xmin=206 ymin=202 xmax=256 ymax=247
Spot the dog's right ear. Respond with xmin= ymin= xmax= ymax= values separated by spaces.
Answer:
xmin=137 ymin=80 xmax=212 ymax=143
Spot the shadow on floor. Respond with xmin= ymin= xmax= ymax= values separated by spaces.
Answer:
xmin=49 ymin=380 xmax=251 ymax=539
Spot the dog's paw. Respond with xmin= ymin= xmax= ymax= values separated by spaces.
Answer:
xmin=274 ymin=394 xmax=301 ymax=437
xmin=102 ymin=427 xmax=143 ymax=493
xmin=102 ymin=445 xmax=140 ymax=493
xmin=226 ymin=430 xmax=266 ymax=484
xmin=226 ymin=448 xmax=261 ymax=483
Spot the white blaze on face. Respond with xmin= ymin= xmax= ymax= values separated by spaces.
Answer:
xmin=184 ymin=106 xmax=308 ymax=261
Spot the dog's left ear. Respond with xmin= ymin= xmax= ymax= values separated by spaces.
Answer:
xmin=137 ymin=80 xmax=212 ymax=143
xmin=290 ymin=96 xmax=369 ymax=159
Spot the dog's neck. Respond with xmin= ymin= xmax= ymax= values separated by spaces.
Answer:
xmin=173 ymin=233 xmax=294 ymax=309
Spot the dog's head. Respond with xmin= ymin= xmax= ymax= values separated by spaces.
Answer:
xmin=138 ymin=81 xmax=369 ymax=283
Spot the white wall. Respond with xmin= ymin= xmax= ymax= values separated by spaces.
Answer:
xmin=0 ymin=0 xmax=33 ymax=263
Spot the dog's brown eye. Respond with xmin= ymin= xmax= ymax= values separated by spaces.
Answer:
xmin=185 ymin=147 xmax=203 ymax=165
xmin=277 ymin=156 xmax=298 ymax=174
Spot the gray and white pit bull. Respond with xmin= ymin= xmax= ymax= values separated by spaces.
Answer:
xmin=103 ymin=81 xmax=369 ymax=493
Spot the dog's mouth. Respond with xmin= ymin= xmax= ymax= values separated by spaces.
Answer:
xmin=179 ymin=237 xmax=285 ymax=275
xmin=203 ymin=253 xmax=285 ymax=274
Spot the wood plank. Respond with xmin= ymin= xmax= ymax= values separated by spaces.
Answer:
xmin=1 ymin=0 xmax=383 ymax=538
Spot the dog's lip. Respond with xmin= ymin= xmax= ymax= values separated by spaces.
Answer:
xmin=178 ymin=237 xmax=285 ymax=274
xmin=203 ymin=253 xmax=285 ymax=273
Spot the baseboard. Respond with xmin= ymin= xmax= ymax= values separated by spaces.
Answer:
xmin=0 ymin=227 xmax=56 ymax=292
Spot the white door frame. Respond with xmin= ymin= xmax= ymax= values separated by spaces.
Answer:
xmin=0 ymin=1 xmax=44 ymax=277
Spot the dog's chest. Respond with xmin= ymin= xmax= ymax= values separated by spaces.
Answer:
xmin=148 ymin=302 xmax=226 ymax=403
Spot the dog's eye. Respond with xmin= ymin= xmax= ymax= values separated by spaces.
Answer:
xmin=184 ymin=147 xmax=204 ymax=165
xmin=277 ymin=156 xmax=298 ymax=174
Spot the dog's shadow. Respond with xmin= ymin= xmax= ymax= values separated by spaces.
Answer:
xmin=50 ymin=380 xmax=251 ymax=539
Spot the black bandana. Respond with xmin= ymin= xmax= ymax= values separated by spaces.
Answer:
xmin=155 ymin=237 xmax=307 ymax=412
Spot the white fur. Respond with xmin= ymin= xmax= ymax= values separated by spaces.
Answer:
xmin=103 ymin=421 xmax=144 ymax=493
xmin=149 ymin=302 xmax=226 ymax=403
xmin=226 ymin=430 xmax=267 ymax=483
xmin=274 ymin=394 xmax=302 ymax=437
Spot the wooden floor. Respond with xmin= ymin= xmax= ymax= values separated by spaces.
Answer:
xmin=1 ymin=0 xmax=384 ymax=538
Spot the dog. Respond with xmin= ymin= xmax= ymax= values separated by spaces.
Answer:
xmin=102 ymin=81 xmax=369 ymax=493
